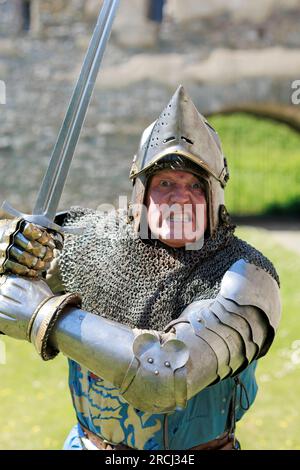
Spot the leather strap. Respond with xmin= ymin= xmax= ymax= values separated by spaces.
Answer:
xmin=80 ymin=425 xmax=131 ymax=450
xmin=79 ymin=424 xmax=237 ymax=451
xmin=190 ymin=432 xmax=236 ymax=450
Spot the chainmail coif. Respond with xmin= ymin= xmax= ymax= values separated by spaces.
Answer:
xmin=58 ymin=207 xmax=279 ymax=331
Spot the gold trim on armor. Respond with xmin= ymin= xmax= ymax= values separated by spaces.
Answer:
xmin=31 ymin=292 xmax=82 ymax=360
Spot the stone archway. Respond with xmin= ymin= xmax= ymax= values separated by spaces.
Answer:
xmin=206 ymin=109 xmax=300 ymax=218
xmin=208 ymin=103 xmax=300 ymax=133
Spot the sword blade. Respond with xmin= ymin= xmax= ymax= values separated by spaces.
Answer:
xmin=33 ymin=0 xmax=120 ymax=220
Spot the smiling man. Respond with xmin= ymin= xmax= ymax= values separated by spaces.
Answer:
xmin=0 ymin=86 xmax=281 ymax=450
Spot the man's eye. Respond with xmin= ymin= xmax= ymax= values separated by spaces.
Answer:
xmin=191 ymin=182 xmax=203 ymax=190
xmin=159 ymin=180 xmax=171 ymax=187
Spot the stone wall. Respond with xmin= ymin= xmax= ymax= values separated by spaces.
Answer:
xmin=1 ymin=1 xmax=300 ymax=49
xmin=0 ymin=1 xmax=24 ymax=35
xmin=0 ymin=0 xmax=87 ymax=36
xmin=81 ymin=0 xmax=300 ymax=49
xmin=168 ymin=0 xmax=300 ymax=24
xmin=0 ymin=0 xmax=299 ymax=213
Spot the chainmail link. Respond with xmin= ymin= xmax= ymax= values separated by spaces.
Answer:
xmin=58 ymin=207 xmax=279 ymax=330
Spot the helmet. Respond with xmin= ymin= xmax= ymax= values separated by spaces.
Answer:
xmin=129 ymin=85 xmax=230 ymax=235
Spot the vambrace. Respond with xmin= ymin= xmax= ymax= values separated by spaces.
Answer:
xmin=48 ymin=259 xmax=281 ymax=414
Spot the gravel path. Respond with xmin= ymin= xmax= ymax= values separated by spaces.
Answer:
xmin=270 ymin=230 xmax=300 ymax=256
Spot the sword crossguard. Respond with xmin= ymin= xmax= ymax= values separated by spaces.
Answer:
xmin=1 ymin=201 xmax=82 ymax=235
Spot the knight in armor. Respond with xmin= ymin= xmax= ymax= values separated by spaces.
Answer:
xmin=0 ymin=86 xmax=281 ymax=450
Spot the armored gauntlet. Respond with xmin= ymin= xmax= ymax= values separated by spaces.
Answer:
xmin=0 ymin=275 xmax=81 ymax=359
xmin=0 ymin=218 xmax=63 ymax=278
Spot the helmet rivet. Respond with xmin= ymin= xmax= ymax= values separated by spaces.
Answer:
xmin=154 ymin=370 xmax=159 ymax=375
xmin=148 ymin=358 xmax=154 ymax=364
xmin=164 ymin=361 xmax=171 ymax=368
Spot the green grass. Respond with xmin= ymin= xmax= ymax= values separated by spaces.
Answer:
xmin=0 ymin=226 xmax=299 ymax=449
xmin=0 ymin=340 xmax=74 ymax=450
xmin=209 ymin=114 xmax=300 ymax=215
xmin=235 ymin=226 xmax=300 ymax=450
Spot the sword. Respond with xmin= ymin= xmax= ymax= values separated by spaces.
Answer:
xmin=2 ymin=0 xmax=120 ymax=233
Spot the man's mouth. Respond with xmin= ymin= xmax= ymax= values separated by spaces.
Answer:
xmin=167 ymin=213 xmax=192 ymax=223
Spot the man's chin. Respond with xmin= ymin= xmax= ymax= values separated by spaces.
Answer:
xmin=158 ymin=234 xmax=198 ymax=249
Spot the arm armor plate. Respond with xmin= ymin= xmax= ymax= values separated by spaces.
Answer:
xmin=49 ymin=259 xmax=281 ymax=413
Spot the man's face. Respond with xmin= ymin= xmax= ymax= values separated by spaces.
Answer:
xmin=145 ymin=169 xmax=208 ymax=248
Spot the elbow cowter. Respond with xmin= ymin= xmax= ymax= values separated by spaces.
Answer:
xmin=120 ymin=259 xmax=281 ymax=413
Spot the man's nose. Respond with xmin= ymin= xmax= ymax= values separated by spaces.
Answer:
xmin=169 ymin=186 xmax=191 ymax=203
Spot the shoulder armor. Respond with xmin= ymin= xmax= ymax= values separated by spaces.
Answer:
xmin=219 ymin=259 xmax=281 ymax=333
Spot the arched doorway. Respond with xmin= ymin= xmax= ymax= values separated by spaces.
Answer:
xmin=208 ymin=111 xmax=300 ymax=218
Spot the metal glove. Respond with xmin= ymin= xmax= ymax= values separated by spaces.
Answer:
xmin=0 ymin=275 xmax=54 ymax=340
xmin=0 ymin=218 xmax=63 ymax=278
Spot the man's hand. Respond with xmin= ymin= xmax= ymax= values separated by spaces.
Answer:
xmin=0 ymin=275 xmax=54 ymax=340
xmin=0 ymin=218 xmax=63 ymax=278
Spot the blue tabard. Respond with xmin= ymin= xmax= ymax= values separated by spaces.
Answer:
xmin=64 ymin=359 xmax=258 ymax=450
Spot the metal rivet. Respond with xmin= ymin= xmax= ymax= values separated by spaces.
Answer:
xmin=164 ymin=361 xmax=171 ymax=368
xmin=147 ymin=358 xmax=154 ymax=364
xmin=154 ymin=370 xmax=159 ymax=375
